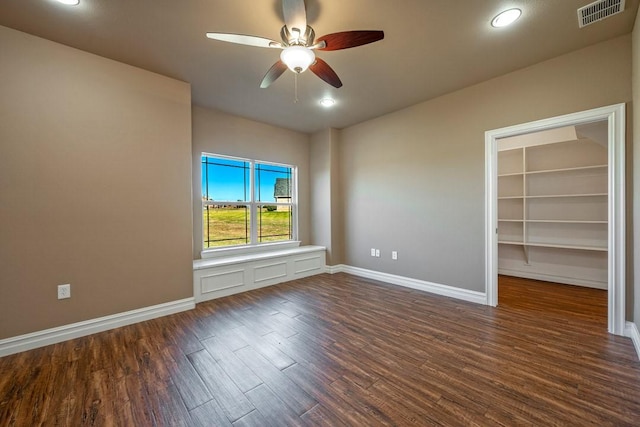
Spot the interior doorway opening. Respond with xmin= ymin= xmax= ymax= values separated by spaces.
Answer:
xmin=485 ymin=104 xmax=626 ymax=335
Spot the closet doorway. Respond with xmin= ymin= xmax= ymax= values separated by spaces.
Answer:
xmin=484 ymin=104 xmax=626 ymax=335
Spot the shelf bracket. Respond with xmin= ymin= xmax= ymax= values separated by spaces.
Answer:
xmin=522 ymin=245 xmax=530 ymax=265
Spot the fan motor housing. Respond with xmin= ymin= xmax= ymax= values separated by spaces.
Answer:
xmin=281 ymin=25 xmax=315 ymax=46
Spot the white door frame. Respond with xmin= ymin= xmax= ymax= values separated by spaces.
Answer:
xmin=484 ymin=103 xmax=626 ymax=335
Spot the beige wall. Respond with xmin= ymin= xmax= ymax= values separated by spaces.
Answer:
xmin=633 ymin=8 xmax=640 ymax=329
xmin=310 ymin=130 xmax=333 ymax=261
xmin=0 ymin=26 xmax=193 ymax=339
xmin=310 ymin=128 xmax=343 ymax=265
xmin=329 ymin=128 xmax=344 ymax=265
xmin=191 ymin=106 xmax=310 ymax=257
xmin=338 ymin=35 xmax=632 ymax=293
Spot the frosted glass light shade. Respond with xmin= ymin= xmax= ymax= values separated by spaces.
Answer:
xmin=491 ymin=8 xmax=522 ymax=27
xmin=320 ymin=98 xmax=336 ymax=107
xmin=280 ymin=46 xmax=316 ymax=73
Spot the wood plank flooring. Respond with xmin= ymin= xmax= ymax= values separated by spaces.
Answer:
xmin=1 ymin=273 xmax=639 ymax=426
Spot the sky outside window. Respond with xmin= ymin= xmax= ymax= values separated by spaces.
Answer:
xmin=256 ymin=162 xmax=291 ymax=202
xmin=202 ymin=156 xmax=291 ymax=202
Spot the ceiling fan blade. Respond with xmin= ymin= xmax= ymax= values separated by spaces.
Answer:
xmin=282 ymin=0 xmax=307 ymax=34
xmin=206 ymin=32 xmax=282 ymax=48
xmin=310 ymin=58 xmax=343 ymax=88
xmin=317 ymin=30 xmax=384 ymax=51
xmin=260 ymin=61 xmax=288 ymax=88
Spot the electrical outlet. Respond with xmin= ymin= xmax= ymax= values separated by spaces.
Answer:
xmin=375 ymin=249 xmax=380 ymax=257
xmin=58 ymin=284 xmax=71 ymax=299
xmin=371 ymin=248 xmax=376 ymax=257
xmin=392 ymin=251 xmax=398 ymax=260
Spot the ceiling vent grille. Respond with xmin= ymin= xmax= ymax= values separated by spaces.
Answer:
xmin=578 ymin=0 xmax=625 ymax=27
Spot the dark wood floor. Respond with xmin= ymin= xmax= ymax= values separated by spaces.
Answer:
xmin=1 ymin=273 xmax=639 ymax=426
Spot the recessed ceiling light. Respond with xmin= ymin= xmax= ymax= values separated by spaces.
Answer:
xmin=491 ymin=8 xmax=522 ymax=27
xmin=56 ymin=0 xmax=80 ymax=5
xmin=320 ymin=98 xmax=336 ymax=107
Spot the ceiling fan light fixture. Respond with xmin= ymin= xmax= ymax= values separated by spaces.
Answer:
xmin=491 ymin=8 xmax=522 ymax=27
xmin=207 ymin=1 xmax=384 ymax=88
xmin=56 ymin=0 xmax=80 ymax=5
xmin=280 ymin=45 xmax=316 ymax=73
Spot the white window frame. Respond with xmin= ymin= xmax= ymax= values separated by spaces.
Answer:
xmin=201 ymin=153 xmax=299 ymax=258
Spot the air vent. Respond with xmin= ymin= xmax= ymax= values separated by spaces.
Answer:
xmin=578 ymin=0 xmax=625 ymax=28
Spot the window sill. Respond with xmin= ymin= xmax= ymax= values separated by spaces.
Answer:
xmin=200 ymin=240 xmax=302 ymax=260
xmin=194 ymin=244 xmax=324 ymax=271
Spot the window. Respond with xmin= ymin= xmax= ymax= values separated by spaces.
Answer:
xmin=201 ymin=154 xmax=296 ymax=249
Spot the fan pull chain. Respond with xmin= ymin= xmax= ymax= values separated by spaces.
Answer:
xmin=294 ymin=73 xmax=299 ymax=104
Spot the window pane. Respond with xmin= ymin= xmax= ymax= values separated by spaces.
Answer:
xmin=203 ymin=205 xmax=250 ymax=248
xmin=258 ymin=205 xmax=292 ymax=243
xmin=255 ymin=163 xmax=292 ymax=203
xmin=202 ymin=156 xmax=250 ymax=203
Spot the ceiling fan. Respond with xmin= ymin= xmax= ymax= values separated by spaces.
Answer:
xmin=206 ymin=0 xmax=384 ymax=89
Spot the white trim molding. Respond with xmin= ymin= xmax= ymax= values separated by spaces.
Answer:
xmin=485 ymin=103 xmax=626 ymax=335
xmin=0 ymin=298 xmax=195 ymax=358
xmin=325 ymin=264 xmax=344 ymax=274
xmin=329 ymin=265 xmax=486 ymax=305
xmin=497 ymin=268 xmax=606 ymax=290
xmin=625 ymin=322 xmax=640 ymax=361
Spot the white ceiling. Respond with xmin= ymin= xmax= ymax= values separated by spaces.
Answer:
xmin=0 ymin=0 xmax=637 ymax=133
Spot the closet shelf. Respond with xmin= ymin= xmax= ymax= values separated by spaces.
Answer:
xmin=498 ymin=219 xmax=606 ymax=224
xmin=498 ymin=240 xmax=524 ymax=246
xmin=525 ymin=164 xmax=607 ymax=175
xmin=498 ymin=241 xmax=607 ymax=252
xmin=524 ymin=219 xmax=607 ymax=224
xmin=497 ymin=164 xmax=607 ymax=178
xmin=498 ymin=193 xmax=606 ymax=200
xmin=525 ymin=193 xmax=607 ymax=199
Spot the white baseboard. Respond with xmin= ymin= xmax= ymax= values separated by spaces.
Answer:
xmin=328 ymin=264 xmax=486 ymax=305
xmin=625 ymin=321 xmax=640 ymax=361
xmin=498 ymin=268 xmax=607 ymax=290
xmin=325 ymin=264 xmax=343 ymax=274
xmin=0 ymin=298 xmax=195 ymax=358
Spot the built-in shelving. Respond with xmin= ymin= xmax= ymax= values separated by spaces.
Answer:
xmin=497 ymin=138 xmax=608 ymax=258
